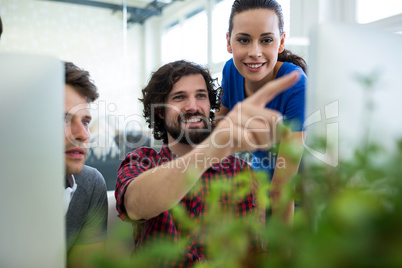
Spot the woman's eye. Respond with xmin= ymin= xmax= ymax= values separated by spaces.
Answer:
xmin=261 ymin=38 xmax=273 ymax=44
xmin=237 ymin=38 xmax=249 ymax=44
xmin=173 ymin=96 xmax=183 ymax=100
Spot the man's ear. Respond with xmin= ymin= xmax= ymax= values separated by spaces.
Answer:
xmin=226 ymin=32 xmax=233 ymax=54
xmin=158 ymin=111 xmax=164 ymax=119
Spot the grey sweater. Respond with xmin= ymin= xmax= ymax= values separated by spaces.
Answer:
xmin=66 ymin=165 xmax=108 ymax=251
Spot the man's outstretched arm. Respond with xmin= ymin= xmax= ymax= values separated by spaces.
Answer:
xmin=123 ymin=71 xmax=301 ymax=221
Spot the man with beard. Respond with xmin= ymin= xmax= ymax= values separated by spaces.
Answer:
xmin=115 ymin=60 xmax=300 ymax=266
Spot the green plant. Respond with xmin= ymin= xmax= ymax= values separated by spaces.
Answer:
xmin=98 ymin=73 xmax=402 ymax=267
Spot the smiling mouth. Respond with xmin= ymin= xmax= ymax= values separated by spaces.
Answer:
xmin=182 ymin=118 xmax=202 ymax=123
xmin=245 ymin=63 xmax=265 ymax=68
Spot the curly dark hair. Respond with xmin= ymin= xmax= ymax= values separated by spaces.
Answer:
xmin=228 ymin=0 xmax=307 ymax=73
xmin=140 ymin=60 xmax=221 ymax=143
xmin=64 ymin=61 xmax=99 ymax=103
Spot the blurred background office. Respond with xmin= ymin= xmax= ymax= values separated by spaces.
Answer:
xmin=1 ymin=0 xmax=401 ymax=189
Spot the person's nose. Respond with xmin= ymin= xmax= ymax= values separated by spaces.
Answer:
xmin=184 ymin=97 xmax=198 ymax=113
xmin=248 ymin=42 xmax=262 ymax=58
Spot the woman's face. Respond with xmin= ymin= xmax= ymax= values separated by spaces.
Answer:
xmin=227 ymin=9 xmax=285 ymax=84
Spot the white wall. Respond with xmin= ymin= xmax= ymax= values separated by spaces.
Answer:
xmin=2 ymin=0 xmax=400 ymax=146
xmin=143 ymin=0 xmax=203 ymax=78
xmin=143 ymin=0 xmax=327 ymax=78
xmin=0 ymin=0 xmax=146 ymax=147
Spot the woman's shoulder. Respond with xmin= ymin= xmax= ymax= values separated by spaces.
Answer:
xmin=278 ymin=62 xmax=305 ymax=76
xmin=223 ymin=58 xmax=238 ymax=74
xmin=276 ymin=62 xmax=306 ymax=96
xmin=279 ymin=62 xmax=306 ymax=82
xmin=222 ymin=58 xmax=244 ymax=92
xmin=224 ymin=57 xmax=234 ymax=67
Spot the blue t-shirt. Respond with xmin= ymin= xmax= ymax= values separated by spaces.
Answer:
xmin=221 ymin=58 xmax=306 ymax=179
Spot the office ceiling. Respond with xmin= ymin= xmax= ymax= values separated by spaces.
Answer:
xmin=42 ymin=0 xmax=181 ymax=24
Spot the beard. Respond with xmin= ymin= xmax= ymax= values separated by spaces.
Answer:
xmin=164 ymin=112 xmax=213 ymax=146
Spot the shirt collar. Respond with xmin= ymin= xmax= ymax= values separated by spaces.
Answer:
xmin=210 ymin=161 xmax=227 ymax=172
xmin=65 ymin=174 xmax=77 ymax=190
xmin=65 ymin=174 xmax=74 ymax=188
xmin=210 ymin=164 xmax=222 ymax=172
xmin=159 ymin=143 xmax=176 ymax=161
xmin=64 ymin=174 xmax=77 ymax=215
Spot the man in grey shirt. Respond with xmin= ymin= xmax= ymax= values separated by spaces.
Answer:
xmin=64 ymin=61 xmax=108 ymax=267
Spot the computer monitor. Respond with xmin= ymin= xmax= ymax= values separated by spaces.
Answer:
xmin=0 ymin=53 xmax=65 ymax=267
xmin=305 ymin=23 xmax=402 ymax=166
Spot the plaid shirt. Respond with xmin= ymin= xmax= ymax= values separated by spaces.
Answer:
xmin=115 ymin=144 xmax=265 ymax=267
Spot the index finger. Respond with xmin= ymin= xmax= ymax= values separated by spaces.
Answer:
xmin=246 ymin=71 xmax=301 ymax=107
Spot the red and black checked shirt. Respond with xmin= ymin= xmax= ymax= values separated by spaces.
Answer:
xmin=115 ymin=144 xmax=266 ymax=267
